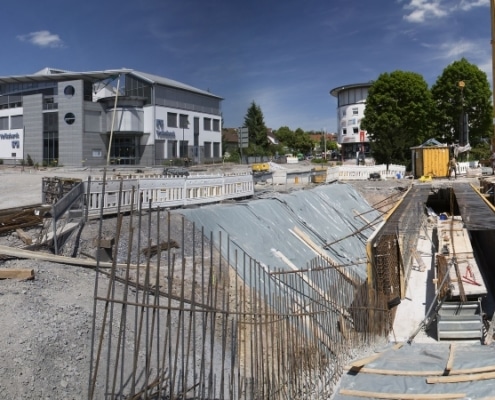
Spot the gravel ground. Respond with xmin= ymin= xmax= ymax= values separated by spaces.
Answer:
xmin=0 ymin=166 xmax=409 ymax=399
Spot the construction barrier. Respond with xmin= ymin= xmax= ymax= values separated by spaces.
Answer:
xmin=338 ymin=164 xmax=406 ymax=181
xmin=85 ymin=172 xmax=254 ymax=217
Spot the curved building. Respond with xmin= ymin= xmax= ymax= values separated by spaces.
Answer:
xmin=330 ymin=82 xmax=372 ymax=160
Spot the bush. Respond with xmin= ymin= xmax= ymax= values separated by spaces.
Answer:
xmin=26 ymin=154 xmax=34 ymax=166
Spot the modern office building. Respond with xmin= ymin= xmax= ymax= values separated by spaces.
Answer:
xmin=330 ymin=82 xmax=372 ymax=160
xmin=0 ymin=68 xmax=223 ymax=167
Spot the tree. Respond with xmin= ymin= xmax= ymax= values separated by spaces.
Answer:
xmin=293 ymin=128 xmax=313 ymax=155
xmin=274 ymin=126 xmax=295 ymax=151
xmin=244 ymin=101 xmax=269 ymax=154
xmin=430 ymin=58 xmax=492 ymax=149
xmin=360 ymin=70 xmax=433 ymax=167
xmin=274 ymin=126 xmax=313 ymax=155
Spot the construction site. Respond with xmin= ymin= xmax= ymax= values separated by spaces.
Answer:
xmin=1 ymin=161 xmax=495 ymax=399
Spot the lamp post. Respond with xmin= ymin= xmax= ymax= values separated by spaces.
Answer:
xmin=458 ymin=80 xmax=465 ymax=146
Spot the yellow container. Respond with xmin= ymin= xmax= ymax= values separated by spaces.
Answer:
xmin=411 ymin=145 xmax=450 ymax=178
xmin=311 ymin=167 xmax=327 ymax=183
xmin=252 ymin=163 xmax=269 ymax=172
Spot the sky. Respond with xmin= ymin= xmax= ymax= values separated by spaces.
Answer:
xmin=2 ymin=0 xmax=492 ymax=132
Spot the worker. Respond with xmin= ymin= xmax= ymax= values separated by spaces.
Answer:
xmin=449 ymin=157 xmax=457 ymax=180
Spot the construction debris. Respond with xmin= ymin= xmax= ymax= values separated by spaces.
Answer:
xmin=0 ymin=268 xmax=34 ymax=280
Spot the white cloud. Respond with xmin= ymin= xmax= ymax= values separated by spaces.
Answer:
xmin=424 ymin=38 xmax=492 ymax=81
xmin=403 ymin=0 xmax=448 ymax=23
xmin=436 ymin=39 xmax=479 ymax=59
xmin=402 ymin=0 xmax=489 ymax=22
xmin=459 ymin=0 xmax=489 ymax=11
xmin=17 ymin=30 xmax=64 ymax=48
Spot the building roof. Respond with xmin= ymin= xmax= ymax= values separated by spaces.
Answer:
xmin=0 ymin=67 xmax=222 ymax=99
xmin=329 ymin=81 xmax=373 ymax=97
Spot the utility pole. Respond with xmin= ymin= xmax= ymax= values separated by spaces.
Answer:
xmin=323 ymin=128 xmax=327 ymax=160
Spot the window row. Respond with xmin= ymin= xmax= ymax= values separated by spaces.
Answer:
xmin=166 ymin=112 xmax=220 ymax=131
xmin=0 ymin=115 xmax=23 ymax=130
xmin=342 ymin=127 xmax=361 ymax=135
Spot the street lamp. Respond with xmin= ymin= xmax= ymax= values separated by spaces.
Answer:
xmin=458 ymin=80 xmax=468 ymax=147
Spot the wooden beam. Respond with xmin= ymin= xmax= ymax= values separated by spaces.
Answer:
xmin=0 ymin=268 xmax=34 ymax=280
xmin=347 ymin=343 xmax=403 ymax=369
xmin=427 ymin=370 xmax=495 ymax=384
xmin=339 ymin=389 xmax=465 ymax=399
xmin=445 ymin=343 xmax=456 ymax=374
xmin=344 ymin=367 xmax=444 ymax=376
xmin=16 ymin=228 xmax=33 ymax=245
xmin=0 ymin=244 xmax=136 ymax=270
xmin=343 ymin=364 xmax=495 ymax=376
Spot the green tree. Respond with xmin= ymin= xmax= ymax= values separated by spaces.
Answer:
xmin=274 ymin=126 xmax=295 ymax=151
xmin=274 ymin=126 xmax=313 ymax=155
xmin=361 ymin=70 xmax=433 ymax=167
xmin=430 ymin=58 xmax=492 ymax=148
xmin=293 ymin=128 xmax=313 ymax=155
xmin=244 ymin=101 xmax=269 ymax=154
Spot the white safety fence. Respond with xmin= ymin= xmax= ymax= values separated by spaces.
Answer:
xmin=337 ymin=164 xmax=406 ymax=181
xmin=85 ymin=173 xmax=254 ymax=217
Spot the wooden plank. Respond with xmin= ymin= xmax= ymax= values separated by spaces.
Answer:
xmin=348 ymin=343 xmax=403 ymax=368
xmin=0 ymin=244 xmax=135 ymax=270
xmin=0 ymin=268 xmax=34 ymax=280
xmin=412 ymin=247 xmax=427 ymax=272
xmin=343 ymin=364 xmax=495 ymax=376
xmin=339 ymin=389 xmax=465 ymax=399
xmin=343 ymin=367 xmax=444 ymax=376
xmin=445 ymin=343 xmax=456 ymax=374
xmin=16 ymin=228 xmax=33 ymax=245
xmin=427 ymin=370 xmax=495 ymax=384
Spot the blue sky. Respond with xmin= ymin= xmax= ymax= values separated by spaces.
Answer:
xmin=2 ymin=0 xmax=492 ymax=132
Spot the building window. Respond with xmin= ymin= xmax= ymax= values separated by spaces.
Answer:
xmin=204 ymin=141 xmax=211 ymax=158
xmin=352 ymin=107 xmax=358 ymax=115
xmin=204 ymin=118 xmax=211 ymax=131
xmin=342 ymin=128 xmax=347 ymax=135
xmin=44 ymin=112 xmax=58 ymax=132
xmin=213 ymin=119 xmax=220 ymax=131
xmin=43 ymin=97 xmax=58 ymax=110
xmin=64 ymin=85 xmax=75 ymax=97
xmin=11 ymin=115 xmax=23 ymax=129
xmin=353 ymin=127 xmax=359 ymax=134
xmin=179 ymin=114 xmax=189 ymax=129
xmin=0 ymin=116 xmax=8 ymax=130
xmin=167 ymin=112 xmax=177 ymax=128
xmin=213 ymin=142 xmax=220 ymax=157
xmin=64 ymin=113 xmax=76 ymax=125
xmin=167 ymin=140 xmax=177 ymax=158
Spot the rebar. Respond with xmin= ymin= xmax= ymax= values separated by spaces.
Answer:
xmin=88 ymin=179 xmax=390 ymax=400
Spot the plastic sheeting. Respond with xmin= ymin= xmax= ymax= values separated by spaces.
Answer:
xmin=333 ymin=342 xmax=495 ymax=399
xmin=180 ymin=183 xmax=381 ymax=280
